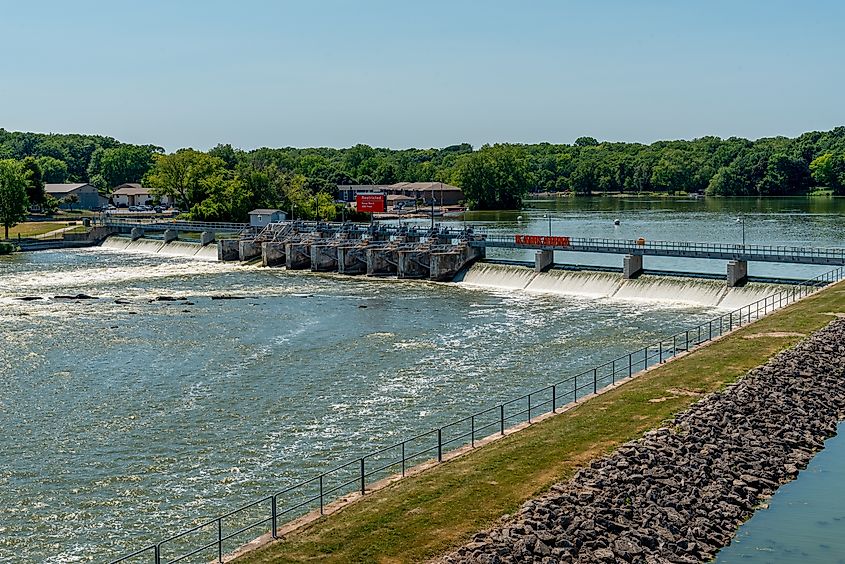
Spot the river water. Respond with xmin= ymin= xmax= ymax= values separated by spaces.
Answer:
xmin=1 ymin=196 xmax=844 ymax=562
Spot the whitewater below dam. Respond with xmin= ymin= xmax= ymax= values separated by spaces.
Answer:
xmin=0 ymin=244 xmax=797 ymax=562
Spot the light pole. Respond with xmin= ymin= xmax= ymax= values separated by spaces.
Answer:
xmin=543 ymin=213 xmax=551 ymax=236
xmin=737 ymin=213 xmax=746 ymax=247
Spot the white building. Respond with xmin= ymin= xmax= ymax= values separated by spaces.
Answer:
xmin=111 ymin=183 xmax=171 ymax=207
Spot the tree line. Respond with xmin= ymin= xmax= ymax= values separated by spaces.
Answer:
xmin=1 ymin=127 xmax=844 ymax=227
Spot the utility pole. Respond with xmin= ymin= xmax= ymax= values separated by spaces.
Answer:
xmin=431 ymin=189 xmax=435 ymax=230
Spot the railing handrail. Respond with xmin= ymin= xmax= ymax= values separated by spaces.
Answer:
xmin=108 ymin=264 xmax=845 ymax=564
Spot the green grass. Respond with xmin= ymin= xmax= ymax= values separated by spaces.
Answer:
xmin=3 ymin=222 xmax=71 ymax=239
xmin=239 ymin=282 xmax=845 ymax=564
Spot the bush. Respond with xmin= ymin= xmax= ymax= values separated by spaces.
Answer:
xmin=0 ymin=241 xmax=14 ymax=255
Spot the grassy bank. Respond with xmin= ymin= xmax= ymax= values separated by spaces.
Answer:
xmin=3 ymin=221 xmax=71 ymax=239
xmin=240 ymin=281 xmax=845 ymax=564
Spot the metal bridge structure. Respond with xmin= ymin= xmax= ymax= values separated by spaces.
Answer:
xmin=98 ymin=217 xmax=845 ymax=285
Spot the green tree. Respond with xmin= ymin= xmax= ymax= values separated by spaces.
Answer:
xmin=208 ymin=143 xmax=239 ymax=169
xmin=574 ymin=136 xmax=599 ymax=147
xmin=0 ymin=159 xmax=30 ymax=239
xmin=570 ymin=159 xmax=600 ymax=194
xmin=36 ymin=156 xmax=68 ymax=183
xmin=810 ymin=152 xmax=845 ymax=194
xmin=21 ymin=156 xmax=45 ymax=204
xmin=145 ymin=150 xmax=228 ymax=210
xmin=88 ymin=145 xmax=157 ymax=190
xmin=457 ymin=144 xmax=531 ymax=209
xmin=42 ymin=195 xmax=60 ymax=216
xmin=64 ymin=193 xmax=79 ymax=211
xmin=650 ymin=150 xmax=694 ymax=194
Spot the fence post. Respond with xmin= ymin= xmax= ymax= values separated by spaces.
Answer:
xmin=552 ymin=384 xmax=557 ymax=413
xmin=528 ymin=394 xmax=532 ymax=423
xmin=437 ymin=429 xmax=442 ymax=462
xmin=155 ymin=545 xmax=161 ymax=564
xmin=593 ymin=368 xmax=597 ymax=394
xmin=659 ymin=342 xmax=663 ymax=363
xmin=217 ymin=518 xmax=223 ymax=563
xmin=612 ymin=359 xmax=616 ymax=383
xmin=401 ymin=442 xmax=406 ymax=477
xmin=471 ymin=416 xmax=475 ymax=447
xmin=360 ymin=458 xmax=365 ymax=495
xmin=628 ymin=353 xmax=632 ymax=377
xmin=271 ymin=495 xmax=278 ymax=538
xmin=573 ymin=374 xmax=577 ymax=401
xmin=500 ymin=405 xmax=505 ymax=435
xmin=673 ymin=335 xmax=677 ymax=356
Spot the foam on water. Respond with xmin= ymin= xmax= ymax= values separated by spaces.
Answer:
xmin=526 ymin=269 xmax=625 ymax=297
xmin=458 ymin=262 xmax=788 ymax=309
xmin=100 ymin=236 xmax=218 ymax=261
xmin=458 ymin=262 xmax=538 ymax=290
xmin=612 ymin=276 xmax=728 ymax=307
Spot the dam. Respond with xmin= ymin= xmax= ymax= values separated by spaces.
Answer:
xmin=5 ymin=200 xmax=845 ymax=563
xmin=95 ymin=217 xmax=845 ymax=288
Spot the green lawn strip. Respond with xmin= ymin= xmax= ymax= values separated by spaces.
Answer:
xmin=240 ymin=282 xmax=845 ymax=564
xmin=4 ymin=222 xmax=70 ymax=238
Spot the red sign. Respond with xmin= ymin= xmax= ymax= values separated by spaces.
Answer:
xmin=356 ymin=193 xmax=387 ymax=213
xmin=514 ymin=234 xmax=571 ymax=247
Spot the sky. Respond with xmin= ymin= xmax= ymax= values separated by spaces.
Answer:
xmin=1 ymin=0 xmax=843 ymax=152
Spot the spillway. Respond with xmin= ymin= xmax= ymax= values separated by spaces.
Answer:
xmin=100 ymin=236 xmax=217 ymax=261
xmin=457 ymin=262 xmax=787 ymax=309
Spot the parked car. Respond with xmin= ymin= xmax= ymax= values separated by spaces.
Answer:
xmin=128 ymin=206 xmax=139 ymax=212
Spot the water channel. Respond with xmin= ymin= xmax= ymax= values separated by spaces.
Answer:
xmin=1 ymin=196 xmax=843 ymax=562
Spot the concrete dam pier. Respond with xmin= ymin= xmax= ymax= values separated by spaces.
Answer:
xmin=220 ymin=223 xmax=486 ymax=281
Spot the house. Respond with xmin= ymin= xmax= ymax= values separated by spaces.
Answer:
xmin=387 ymin=194 xmax=415 ymax=209
xmin=249 ymin=209 xmax=288 ymax=228
xmin=110 ymin=183 xmax=171 ymax=207
xmin=44 ymin=183 xmax=108 ymax=210
xmin=336 ymin=182 xmax=464 ymax=206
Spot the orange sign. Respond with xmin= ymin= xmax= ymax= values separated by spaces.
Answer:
xmin=514 ymin=235 xmax=571 ymax=246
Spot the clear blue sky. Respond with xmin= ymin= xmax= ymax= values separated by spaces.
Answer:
xmin=1 ymin=0 xmax=843 ymax=151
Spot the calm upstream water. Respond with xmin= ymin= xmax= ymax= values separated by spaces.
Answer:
xmin=1 ymin=196 xmax=844 ymax=563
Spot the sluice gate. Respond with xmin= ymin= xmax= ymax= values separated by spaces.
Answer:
xmin=221 ymin=222 xmax=486 ymax=281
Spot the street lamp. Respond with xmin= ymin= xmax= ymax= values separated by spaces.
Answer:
xmin=736 ymin=214 xmax=746 ymax=247
xmin=543 ymin=213 xmax=551 ymax=236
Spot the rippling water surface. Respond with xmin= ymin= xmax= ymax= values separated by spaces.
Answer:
xmin=2 ymin=198 xmax=844 ymax=562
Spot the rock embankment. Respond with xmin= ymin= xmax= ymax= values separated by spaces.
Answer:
xmin=441 ymin=319 xmax=845 ymax=563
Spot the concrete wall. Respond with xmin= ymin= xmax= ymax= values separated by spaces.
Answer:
xmin=311 ymin=244 xmax=339 ymax=271
xmin=238 ymin=240 xmax=261 ymax=261
xmin=623 ymin=254 xmax=643 ymax=279
xmin=367 ymin=247 xmax=398 ymax=275
xmin=398 ymin=250 xmax=430 ymax=279
xmin=338 ymin=246 xmax=367 ymax=274
xmin=286 ymin=243 xmax=312 ymax=269
xmin=262 ymin=242 xmax=286 ymax=267
xmin=218 ymin=239 xmax=240 ymax=261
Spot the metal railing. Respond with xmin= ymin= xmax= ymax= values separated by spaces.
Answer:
xmin=109 ymin=266 xmax=845 ymax=564
xmin=478 ymin=234 xmax=845 ymax=265
xmin=92 ymin=217 xmax=845 ymax=265
xmin=98 ymin=218 xmax=249 ymax=233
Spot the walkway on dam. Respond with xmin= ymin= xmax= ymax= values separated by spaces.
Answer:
xmin=98 ymin=217 xmax=845 ymax=286
xmin=99 ymin=217 xmax=845 ymax=266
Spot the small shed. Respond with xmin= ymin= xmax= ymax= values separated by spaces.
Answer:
xmin=249 ymin=209 xmax=287 ymax=228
